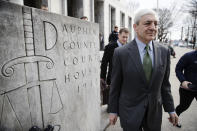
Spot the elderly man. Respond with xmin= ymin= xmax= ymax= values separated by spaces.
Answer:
xmin=108 ymin=9 xmax=178 ymax=131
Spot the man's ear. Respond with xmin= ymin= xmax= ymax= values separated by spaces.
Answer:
xmin=133 ymin=24 xmax=137 ymax=32
xmin=118 ymin=33 xmax=121 ymax=39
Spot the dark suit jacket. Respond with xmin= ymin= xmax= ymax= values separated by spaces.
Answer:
xmin=108 ymin=31 xmax=118 ymax=42
xmin=108 ymin=40 xmax=175 ymax=130
xmin=100 ymin=42 xmax=118 ymax=85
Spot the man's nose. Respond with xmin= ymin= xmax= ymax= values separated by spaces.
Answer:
xmin=150 ymin=23 xmax=157 ymax=30
xmin=124 ymin=38 xmax=128 ymax=41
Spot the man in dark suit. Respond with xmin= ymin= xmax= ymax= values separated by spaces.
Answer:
xmin=100 ymin=28 xmax=130 ymax=105
xmin=108 ymin=9 xmax=178 ymax=131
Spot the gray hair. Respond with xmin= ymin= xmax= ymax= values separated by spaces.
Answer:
xmin=134 ymin=9 xmax=159 ymax=25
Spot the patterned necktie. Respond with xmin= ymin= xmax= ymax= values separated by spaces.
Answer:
xmin=143 ymin=45 xmax=152 ymax=82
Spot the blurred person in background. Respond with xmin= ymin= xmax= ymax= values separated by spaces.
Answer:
xmin=175 ymin=44 xmax=197 ymax=128
xmin=108 ymin=25 xmax=119 ymax=43
xmin=100 ymin=28 xmax=130 ymax=106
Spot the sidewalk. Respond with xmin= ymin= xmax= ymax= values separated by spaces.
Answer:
xmin=101 ymin=47 xmax=197 ymax=131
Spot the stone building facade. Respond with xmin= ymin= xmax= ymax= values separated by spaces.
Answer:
xmin=6 ymin=0 xmax=133 ymax=49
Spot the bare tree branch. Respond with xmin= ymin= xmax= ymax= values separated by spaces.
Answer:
xmin=126 ymin=0 xmax=139 ymax=13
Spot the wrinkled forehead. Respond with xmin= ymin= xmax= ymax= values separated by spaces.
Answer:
xmin=140 ymin=14 xmax=158 ymax=23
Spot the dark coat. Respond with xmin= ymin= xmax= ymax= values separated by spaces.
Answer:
xmin=175 ymin=50 xmax=197 ymax=86
xmin=100 ymin=42 xmax=118 ymax=85
xmin=108 ymin=31 xmax=118 ymax=42
xmin=108 ymin=40 xmax=175 ymax=131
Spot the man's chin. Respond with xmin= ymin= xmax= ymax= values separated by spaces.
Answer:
xmin=148 ymin=34 xmax=155 ymax=38
xmin=147 ymin=37 xmax=155 ymax=41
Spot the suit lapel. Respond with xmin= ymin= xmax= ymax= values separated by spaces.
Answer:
xmin=127 ymin=40 xmax=147 ymax=84
xmin=149 ymin=41 xmax=159 ymax=87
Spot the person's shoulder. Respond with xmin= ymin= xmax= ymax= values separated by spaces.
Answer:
xmin=115 ymin=41 xmax=133 ymax=53
xmin=187 ymin=50 xmax=196 ymax=54
xmin=104 ymin=42 xmax=118 ymax=49
xmin=112 ymin=30 xmax=116 ymax=33
xmin=154 ymin=41 xmax=167 ymax=48
xmin=184 ymin=50 xmax=196 ymax=57
xmin=177 ymin=51 xmax=195 ymax=61
xmin=108 ymin=41 xmax=118 ymax=47
xmin=154 ymin=41 xmax=169 ymax=51
xmin=168 ymin=45 xmax=173 ymax=49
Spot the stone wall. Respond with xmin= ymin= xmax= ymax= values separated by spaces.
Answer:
xmin=0 ymin=1 xmax=100 ymax=130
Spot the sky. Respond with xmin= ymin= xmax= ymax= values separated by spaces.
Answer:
xmin=126 ymin=0 xmax=188 ymax=40
xmin=136 ymin=0 xmax=182 ymax=10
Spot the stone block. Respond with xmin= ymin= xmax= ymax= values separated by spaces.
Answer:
xmin=0 ymin=1 xmax=100 ymax=131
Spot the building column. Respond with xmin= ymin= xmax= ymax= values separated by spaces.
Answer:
xmin=128 ymin=17 xmax=132 ymax=41
xmin=109 ymin=5 xmax=116 ymax=32
xmin=89 ymin=0 xmax=94 ymax=22
xmin=94 ymin=0 xmax=104 ymax=49
xmin=62 ymin=0 xmax=67 ymax=15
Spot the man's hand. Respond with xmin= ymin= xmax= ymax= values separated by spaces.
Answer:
xmin=181 ymin=81 xmax=192 ymax=89
xmin=168 ymin=113 xmax=178 ymax=126
xmin=100 ymin=78 xmax=106 ymax=91
xmin=109 ymin=113 xmax=118 ymax=125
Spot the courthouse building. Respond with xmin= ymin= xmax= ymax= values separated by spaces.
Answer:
xmin=6 ymin=0 xmax=133 ymax=49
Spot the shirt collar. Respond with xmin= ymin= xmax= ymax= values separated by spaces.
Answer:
xmin=117 ymin=40 xmax=123 ymax=47
xmin=135 ymin=37 xmax=153 ymax=52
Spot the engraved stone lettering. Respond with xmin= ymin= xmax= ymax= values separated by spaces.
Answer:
xmin=73 ymin=57 xmax=78 ymax=65
xmin=73 ymin=72 xmax=79 ymax=79
xmin=89 ymin=55 xmax=93 ymax=62
xmin=81 ymin=69 xmax=86 ymax=77
xmin=81 ymin=56 xmax=86 ymax=63
xmin=65 ymin=73 xmax=71 ymax=83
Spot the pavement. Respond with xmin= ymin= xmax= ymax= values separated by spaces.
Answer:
xmin=100 ymin=46 xmax=197 ymax=131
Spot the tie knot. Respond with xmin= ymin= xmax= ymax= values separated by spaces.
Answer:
xmin=145 ymin=45 xmax=150 ymax=51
